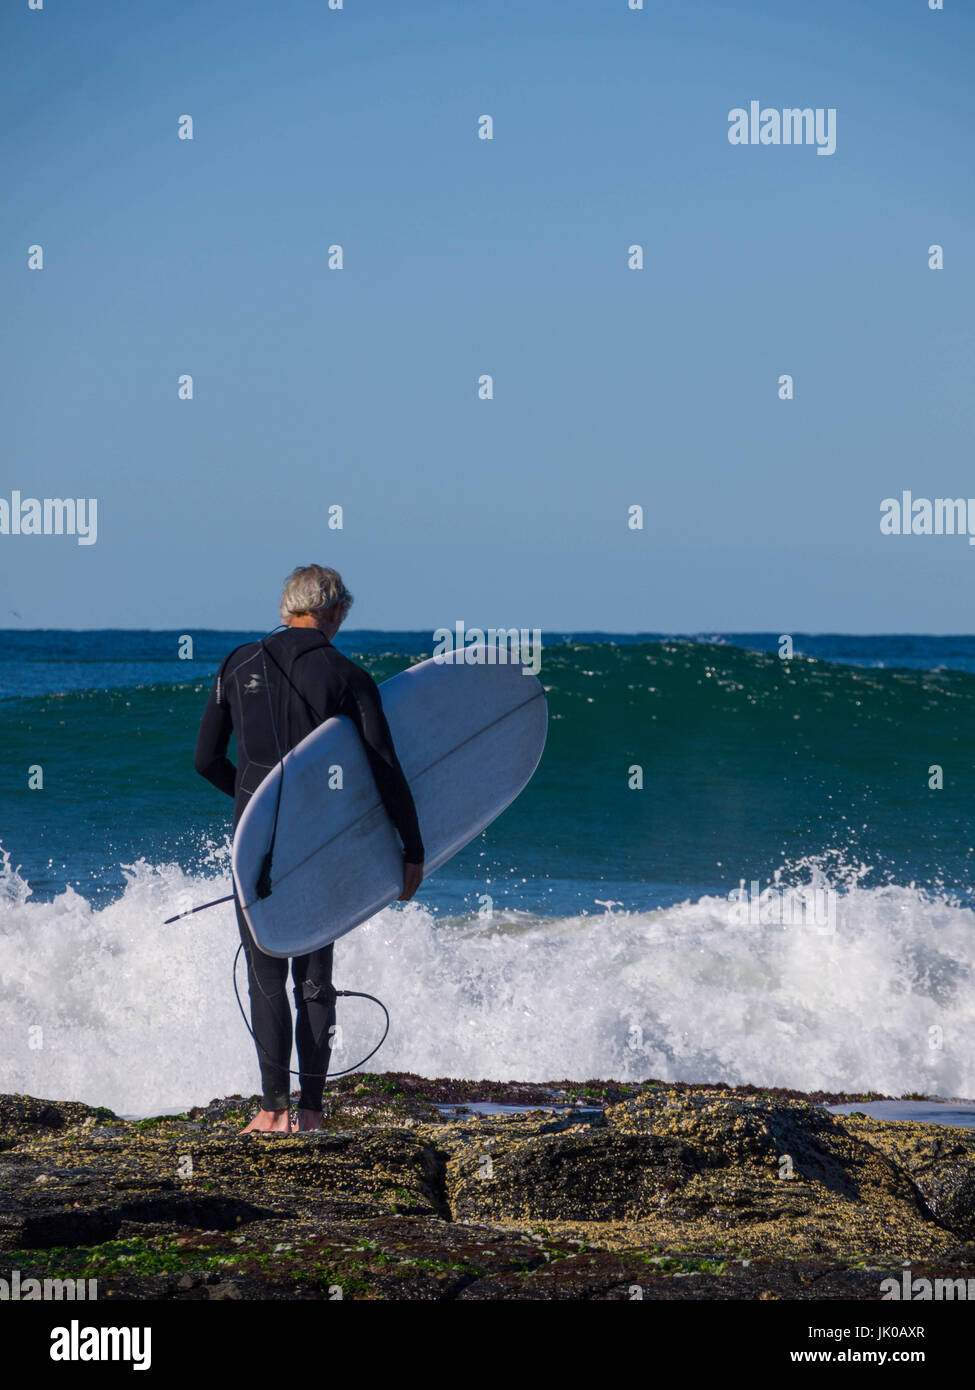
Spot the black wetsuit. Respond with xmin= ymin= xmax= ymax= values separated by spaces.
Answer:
xmin=194 ymin=627 xmax=423 ymax=1112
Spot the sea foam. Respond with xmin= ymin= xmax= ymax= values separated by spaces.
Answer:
xmin=1 ymin=844 xmax=973 ymax=1117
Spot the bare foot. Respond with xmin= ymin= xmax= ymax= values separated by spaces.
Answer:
xmin=291 ymin=1108 xmax=324 ymax=1132
xmin=241 ymin=1107 xmax=291 ymax=1134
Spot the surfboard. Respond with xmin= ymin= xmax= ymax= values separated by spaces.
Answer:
xmin=231 ymin=646 xmax=547 ymax=957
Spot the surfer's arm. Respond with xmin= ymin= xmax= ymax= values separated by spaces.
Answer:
xmin=342 ymin=667 xmax=425 ymax=864
xmin=194 ymin=673 xmax=237 ymax=798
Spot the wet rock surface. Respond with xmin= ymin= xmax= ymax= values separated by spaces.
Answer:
xmin=1 ymin=1076 xmax=973 ymax=1300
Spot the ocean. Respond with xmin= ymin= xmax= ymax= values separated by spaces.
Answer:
xmin=1 ymin=629 xmax=974 ymax=1116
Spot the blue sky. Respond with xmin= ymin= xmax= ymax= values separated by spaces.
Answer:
xmin=1 ymin=0 xmax=973 ymax=632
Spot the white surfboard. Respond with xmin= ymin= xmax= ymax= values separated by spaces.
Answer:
xmin=231 ymin=646 xmax=547 ymax=957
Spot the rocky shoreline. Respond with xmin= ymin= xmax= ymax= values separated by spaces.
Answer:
xmin=2 ymin=1074 xmax=973 ymax=1300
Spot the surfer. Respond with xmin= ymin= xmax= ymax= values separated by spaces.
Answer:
xmin=194 ymin=565 xmax=425 ymax=1134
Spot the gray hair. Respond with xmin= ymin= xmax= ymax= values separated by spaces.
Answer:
xmin=280 ymin=565 xmax=354 ymax=622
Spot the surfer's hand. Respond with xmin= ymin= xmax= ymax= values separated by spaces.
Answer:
xmin=400 ymin=860 xmax=424 ymax=901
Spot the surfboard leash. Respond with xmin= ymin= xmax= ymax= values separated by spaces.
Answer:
xmin=164 ymin=901 xmax=393 ymax=1082
xmin=231 ymin=942 xmax=390 ymax=1081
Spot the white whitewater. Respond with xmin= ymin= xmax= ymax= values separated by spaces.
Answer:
xmin=1 ymin=845 xmax=974 ymax=1118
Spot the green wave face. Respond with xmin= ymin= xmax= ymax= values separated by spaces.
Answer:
xmin=2 ymin=639 xmax=973 ymax=908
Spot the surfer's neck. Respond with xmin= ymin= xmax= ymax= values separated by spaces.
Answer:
xmin=284 ymin=608 xmax=342 ymax=642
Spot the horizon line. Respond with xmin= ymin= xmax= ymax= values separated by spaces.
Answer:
xmin=3 ymin=627 xmax=975 ymax=639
